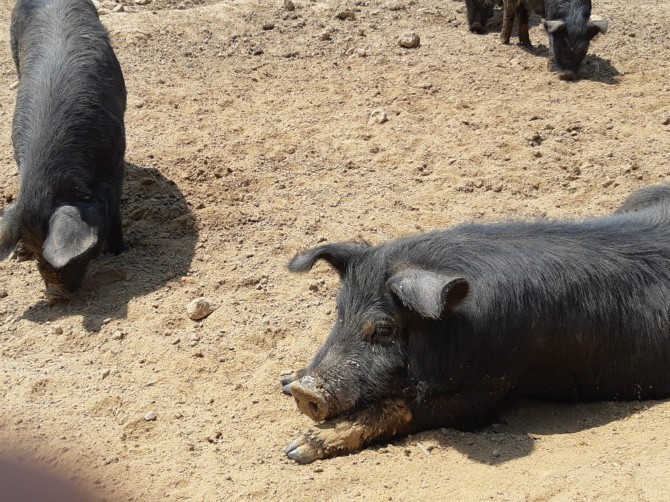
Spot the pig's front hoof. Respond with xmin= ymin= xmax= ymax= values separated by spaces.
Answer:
xmin=279 ymin=369 xmax=305 ymax=395
xmin=284 ymin=421 xmax=355 ymax=464
xmin=280 ymin=373 xmax=297 ymax=395
xmin=284 ymin=435 xmax=324 ymax=464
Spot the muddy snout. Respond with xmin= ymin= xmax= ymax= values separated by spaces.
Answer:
xmin=289 ymin=376 xmax=330 ymax=422
xmin=45 ymin=284 xmax=75 ymax=302
xmin=558 ymin=69 xmax=577 ymax=81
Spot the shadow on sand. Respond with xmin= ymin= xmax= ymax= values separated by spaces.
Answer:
xmin=401 ymin=398 xmax=666 ymax=465
xmin=20 ymin=162 xmax=198 ymax=332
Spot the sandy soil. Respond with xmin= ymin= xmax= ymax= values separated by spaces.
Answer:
xmin=0 ymin=0 xmax=669 ymax=500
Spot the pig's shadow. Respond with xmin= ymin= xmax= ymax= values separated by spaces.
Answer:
xmin=401 ymin=398 xmax=664 ymax=465
xmin=524 ymin=44 xmax=620 ymax=85
xmin=21 ymin=162 xmax=197 ymax=332
xmin=577 ymin=53 xmax=621 ymax=84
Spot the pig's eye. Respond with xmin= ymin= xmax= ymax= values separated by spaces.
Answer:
xmin=372 ymin=325 xmax=396 ymax=344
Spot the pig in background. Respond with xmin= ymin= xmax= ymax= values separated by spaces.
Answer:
xmin=544 ymin=0 xmax=608 ymax=79
xmin=500 ymin=0 xmax=546 ymax=46
xmin=282 ymin=185 xmax=670 ymax=463
xmin=0 ymin=0 xmax=127 ymax=299
xmin=464 ymin=0 xmax=503 ymax=34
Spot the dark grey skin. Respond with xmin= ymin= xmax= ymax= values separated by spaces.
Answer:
xmin=0 ymin=0 xmax=127 ymax=299
xmin=282 ymin=185 xmax=670 ymax=463
xmin=615 ymin=184 xmax=670 ymax=214
xmin=500 ymin=0 xmax=546 ymax=46
xmin=543 ymin=0 xmax=608 ymax=79
xmin=464 ymin=0 xmax=502 ymax=34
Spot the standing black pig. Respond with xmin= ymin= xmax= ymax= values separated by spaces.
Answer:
xmin=282 ymin=185 xmax=670 ymax=463
xmin=464 ymin=0 xmax=502 ymax=34
xmin=0 ymin=0 xmax=127 ymax=298
xmin=544 ymin=0 xmax=608 ymax=79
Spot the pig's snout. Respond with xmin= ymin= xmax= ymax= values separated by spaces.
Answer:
xmin=45 ymin=284 xmax=74 ymax=302
xmin=290 ymin=377 xmax=330 ymax=422
xmin=558 ymin=69 xmax=577 ymax=81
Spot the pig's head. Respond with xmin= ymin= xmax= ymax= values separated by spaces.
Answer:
xmin=544 ymin=16 xmax=608 ymax=80
xmin=0 ymin=203 xmax=102 ymax=298
xmin=287 ymin=242 xmax=469 ymax=422
xmin=467 ymin=0 xmax=501 ymax=34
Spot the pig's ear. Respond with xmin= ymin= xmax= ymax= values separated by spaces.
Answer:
xmin=587 ymin=20 xmax=608 ymax=39
xmin=543 ymin=19 xmax=566 ymax=34
xmin=288 ymin=243 xmax=369 ymax=278
xmin=0 ymin=205 xmax=20 ymax=260
xmin=43 ymin=205 xmax=98 ymax=269
xmin=387 ymin=269 xmax=469 ymax=319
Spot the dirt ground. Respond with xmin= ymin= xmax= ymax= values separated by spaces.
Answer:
xmin=0 ymin=0 xmax=669 ymax=500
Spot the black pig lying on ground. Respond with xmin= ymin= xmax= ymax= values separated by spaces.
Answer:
xmin=500 ymin=0 xmax=546 ymax=46
xmin=282 ymin=185 xmax=670 ymax=463
xmin=0 ymin=0 xmax=127 ymax=299
xmin=544 ymin=0 xmax=608 ymax=79
xmin=464 ymin=0 xmax=502 ymax=34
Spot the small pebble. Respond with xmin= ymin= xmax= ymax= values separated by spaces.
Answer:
xmin=9 ymin=81 xmax=19 ymax=90
xmin=112 ymin=330 xmax=126 ymax=340
xmin=398 ymin=32 xmax=420 ymax=48
xmin=101 ymin=369 xmax=111 ymax=379
xmin=144 ymin=411 xmax=157 ymax=421
xmin=0 ymin=290 xmax=8 ymax=298
xmin=368 ymin=108 xmax=388 ymax=125
xmin=335 ymin=10 xmax=355 ymax=20
xmin=52 ymin=325 xmax=64 ymax=335
xmin=284 ymin=0 xmax=295 ymax=10
xmin=187 ymin=297 xmax=217 ymax=320
xmin=262 ymin=22 xmax=275 ymax=30
xmin=320 ymin=31 xmax=331 ymax=41
xmin=112 ymin=3 xmax=124 ymax=12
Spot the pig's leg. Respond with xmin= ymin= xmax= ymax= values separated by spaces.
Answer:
xmin=517 ymin=5 xmax=532 ymax=47
xmin=284 ymin=390 xmax=505 ymax=463
xmin=106 ymin=208 xmax=124 ymax=255
xmin=500 ymin=0 xmax=518 ymax=44
xmin=285 ymin=398 xmax=412 ymax=464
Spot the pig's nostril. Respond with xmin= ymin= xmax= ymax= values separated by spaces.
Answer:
xmin=291 ymin=383 xmax=329 ymax=421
